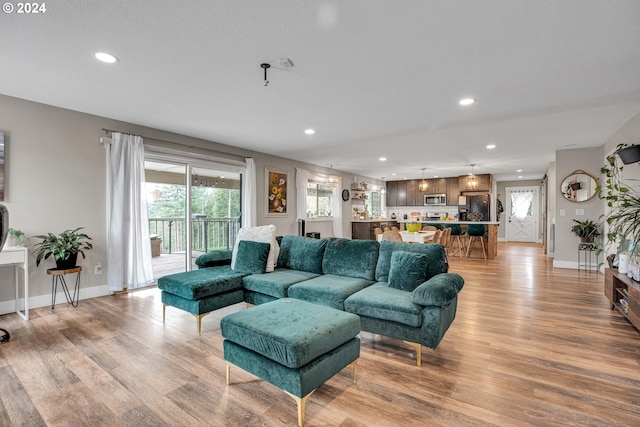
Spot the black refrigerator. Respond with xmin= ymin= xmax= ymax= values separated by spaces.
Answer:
xmin=460 ymin=194 xmax=490 ymax=221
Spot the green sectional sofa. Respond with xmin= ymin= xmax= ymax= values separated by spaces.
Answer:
xmin=159 ymin=235 xmax=464 ymax=365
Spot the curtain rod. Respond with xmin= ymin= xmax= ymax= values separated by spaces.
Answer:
xmin=101 ymin=128 xmax=187 ymax=147
xmin=100 ymin=128 xmax=246 ymax=165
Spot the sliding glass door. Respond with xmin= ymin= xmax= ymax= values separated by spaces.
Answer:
xmin=144 ymin=157 xmax=241 ymax=279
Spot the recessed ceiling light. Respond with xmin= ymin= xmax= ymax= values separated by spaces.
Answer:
xmin=391 ymin=173 xmax=396 ymax=176
xmin=403 ymin=177 xmax=408 ymax=180
xmin=379 ymin=157 xmax=387 ymax=161
xmin=304 ymin=129 xmax=315 ymax=135
xmin=518 ymin=176 xmax=523 ymax=179
xmin=459 ymin=98 xmax=475 ymax=106
xmin=434 ymin=175 xmax=439 ymax=178
xmin=486 ymin=144 xmax=496 ymax=149
xmin=95 ymin=52 xmax=118 ymax=63
xmin=516 ymin=169 xmax=523 ymax=172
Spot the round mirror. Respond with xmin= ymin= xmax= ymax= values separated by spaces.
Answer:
xmin=561 ymin=170 xmax=598 ymax=202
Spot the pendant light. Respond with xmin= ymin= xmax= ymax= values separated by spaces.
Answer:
xmin=326 ymin=164 xmax=339 ymax=188
xmin=418 ymin=168 xmax=429 ymax=192
xmin=466 ymin=164 xmax=478 ymax=191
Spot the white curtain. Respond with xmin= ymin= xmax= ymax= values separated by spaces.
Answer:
xmin=242 ymin=158 xmax=257 ymax=227
xmin=332 ymin=179 xmax=343 ymax=237
xmin=511 ymin=190 xmax=534 ymax=221
xmin=107 ymin=133 xmax=153 ymax=291
xmin=296 ymin=168 xmax=308 ymax=220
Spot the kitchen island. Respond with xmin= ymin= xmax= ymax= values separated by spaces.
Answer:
xmin=398 ymin=220 xmax=499 ymax=259
xmin=351 ymin=219 xmax=399 ymax=240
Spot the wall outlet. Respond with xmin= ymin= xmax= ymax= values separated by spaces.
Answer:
xmin=560 ymin=209 xmax=566 ymax=216
xmin=95 ymin=263 xmax=102 ymax=275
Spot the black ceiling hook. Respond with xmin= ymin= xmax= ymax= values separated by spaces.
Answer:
xmin=261 ymin=63 xmax=270 ymax=86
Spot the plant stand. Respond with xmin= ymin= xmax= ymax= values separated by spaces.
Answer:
xmin=47 ymin=266 xmax=82 ymax=309
xmin=577 ymin=243 xmax=599 ymax=272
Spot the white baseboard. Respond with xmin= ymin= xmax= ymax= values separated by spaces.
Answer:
xmin=553 ymin=260 xmax=599 ymax=270
xmin=0 ymin=284 xmax=111 ymax=316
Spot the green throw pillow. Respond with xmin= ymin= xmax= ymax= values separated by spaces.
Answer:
xmin=388 ymin=251 xmax=428 ymax=292
xmin=232 ymin=240 xmax=271 ymax=274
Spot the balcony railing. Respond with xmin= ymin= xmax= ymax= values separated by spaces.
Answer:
xmin=149 ymin=217 xmax=241 ymax=254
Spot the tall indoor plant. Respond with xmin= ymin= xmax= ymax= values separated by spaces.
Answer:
xmin=597 ymin=143 xmax=640 ymax=257
xmin=33 ymin=227 xmax=93 ymax=269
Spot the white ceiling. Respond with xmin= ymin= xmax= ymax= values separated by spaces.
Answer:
xmin=2 ymin=1 xmax=639 ymax=182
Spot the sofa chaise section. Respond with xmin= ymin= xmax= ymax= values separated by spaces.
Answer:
xmin=344 ymin=241 xmax=464 ymax=365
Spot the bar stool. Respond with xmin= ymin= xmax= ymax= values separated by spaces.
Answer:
xmin=466 ymin=224 xmax=487 ymax=259
xmin=444 ymin=224 xmax=464 ymax=258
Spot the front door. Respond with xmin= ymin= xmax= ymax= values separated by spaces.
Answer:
xmin=505 ymin=186 xmax=539 ymax=242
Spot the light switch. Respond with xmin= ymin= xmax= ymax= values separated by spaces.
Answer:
xmin=560 ymin=209 xmax=566 ymax=216
xmin=576 ymin=209 xmax=584 ymax=216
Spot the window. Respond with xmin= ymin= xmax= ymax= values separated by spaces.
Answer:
xmin=306 ymin=182 xmax=334 ymax=217
xmin=366 ymin=190 xmax=382 ymax=217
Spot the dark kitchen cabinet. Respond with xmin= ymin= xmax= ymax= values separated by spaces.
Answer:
xmin=446 ymin=178 xmax=460 ymax=205
xmin=351 ymin=221 xmax=399 ymax=240
xmin=396 ymin=181 xmax=407 ymax=206
xmin=406 ymin=180 xmax=418 ymax=206
xmin=386 ymin=181 xmax=398 ymax=206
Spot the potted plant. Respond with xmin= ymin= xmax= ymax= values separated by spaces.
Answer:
xmin=33 ymin=227 xmax=93 ymax=269
xmin=7 ymin=228 xmax=25 ymax=247
xmin=597 ymin=143 xmax=640 ymax=255
xmin=570 ymin=219 xmax=601 ymax=243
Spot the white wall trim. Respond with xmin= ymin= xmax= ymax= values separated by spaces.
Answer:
xmin=552 ymin=260 xmax=599 ymax=270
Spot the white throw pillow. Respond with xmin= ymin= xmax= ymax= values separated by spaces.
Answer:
xmin=231 ymin=224 xmax=279 ymax=272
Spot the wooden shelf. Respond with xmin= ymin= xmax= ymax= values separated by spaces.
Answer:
xmin=604 ymin=268 xmax=640 ymax=331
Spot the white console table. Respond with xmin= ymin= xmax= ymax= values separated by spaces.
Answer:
xmin=0 ymin=246 xmax=29 ymax=320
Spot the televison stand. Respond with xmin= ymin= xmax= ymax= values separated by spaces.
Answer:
xmin=0 ymin=246 xmax=29 ymax=320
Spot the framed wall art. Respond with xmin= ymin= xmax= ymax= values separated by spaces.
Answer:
xmin=265 ymin=167 xmax=288 ymax=216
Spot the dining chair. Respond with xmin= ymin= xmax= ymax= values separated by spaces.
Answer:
xmin=440 ymin=227 xmax=452 ymax=252
xmin=423 ymin=223 xmax=443 ymax=230
xmin=421 ymin=225 xmax=437 ymax=231
xmin=374 ymin=227 xmax=383 ymax=235
xmin=466 ymin=223 xmax=487 ymax=259
xmin=381 ymin=230 xmax=403 ymax=242
xmin=391 ymin=226 xmax=399 ymax=232
xmin=431 ymin=229 xmax=442 ymax=244
xmin=384 ymin=227 xmax=391 ymax=232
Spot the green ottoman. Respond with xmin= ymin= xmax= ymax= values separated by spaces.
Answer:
xmin=158 ymin=266 xmax=247 ymax=332
xmin=221 ymin=298 xmax=360 ymax=427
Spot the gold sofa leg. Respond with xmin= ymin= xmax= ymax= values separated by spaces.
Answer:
xmin=403 ymin=341 xmax=422 ymax=366
xmin=350 ymin=360 xmax=358 ymax=383
xmin=227 ymin=361 xmax=316 ymax=427
xmin=191 ymin=313 xmax=209 ymax=333
xmin=284 ymin=389 xmax=316 ymax=427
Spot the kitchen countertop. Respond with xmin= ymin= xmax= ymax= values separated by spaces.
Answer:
xmin=351 ymin=219 xmax=398 ymax=222
xmin=398 ymin=220 xmax=500 ymax=225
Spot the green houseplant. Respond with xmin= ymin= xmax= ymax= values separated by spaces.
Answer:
xmin=7 ymin=228 xmax=25 ymax=247
xmin=597 ymin=143 xmax=640 ymax=255
xmin=570 ymin=219 xmax=600 ymax=243
xmin=33 ymin=227 xmax=93 ymax=269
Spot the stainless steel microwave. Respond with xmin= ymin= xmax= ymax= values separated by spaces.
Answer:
xmin=424 ymin=194 xmax=446 ymax=206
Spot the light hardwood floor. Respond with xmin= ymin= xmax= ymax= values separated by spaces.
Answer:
xmin=0 ymin=242 xmax=639 ymax=426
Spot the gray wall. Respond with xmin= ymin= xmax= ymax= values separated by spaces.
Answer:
xmin=0 ymin=94 xmax=380 ymax=313
xmin=553 ymin=147 xmax=604 ymax=268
